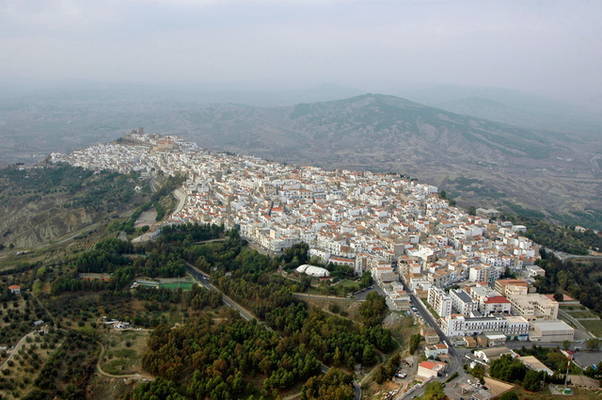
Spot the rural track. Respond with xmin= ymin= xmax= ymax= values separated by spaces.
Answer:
xmin=95 ymin=342 xmax=153 ymax=381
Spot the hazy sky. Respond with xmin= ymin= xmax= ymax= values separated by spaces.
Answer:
xmin=1 ymin=0 xmax=601 ymax=102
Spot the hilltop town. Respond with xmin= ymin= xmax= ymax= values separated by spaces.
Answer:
xmin=49 ymin=131 xmax=575 ymax=341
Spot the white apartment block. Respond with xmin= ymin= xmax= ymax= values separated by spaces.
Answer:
xmin=427 ymin=286 xmax=452 ymax=317
xmin=450 ymin=289 xmax=478 ymax=316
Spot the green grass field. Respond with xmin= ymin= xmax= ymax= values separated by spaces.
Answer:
xmin=159 ymin=281 xmax=194 ymax=290
xmin=579 ymin=319 xmax=602 ymax=338
xmin=568 ymin=310 xmax=599 ymax=319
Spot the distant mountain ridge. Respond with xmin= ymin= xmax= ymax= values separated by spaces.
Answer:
xmin=0 ymin=89 xmax=599 ymax=228
xmin=173 ymin=93 xmax=600 ymax=228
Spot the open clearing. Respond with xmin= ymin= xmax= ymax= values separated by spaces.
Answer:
xmin=100 ymin=330 xmax=148 ymax=376
xmin=134 ymin=208 xmax=157 ymax=228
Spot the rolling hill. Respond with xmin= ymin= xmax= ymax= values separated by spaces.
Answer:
xmin=0 ymin=90 xmax=600 ymax=228
xmin=173 ymin=94 xmax=601 ymax=228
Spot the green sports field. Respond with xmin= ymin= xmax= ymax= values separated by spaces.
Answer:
xmin=159 ymin=281 xmax=194 ymax=290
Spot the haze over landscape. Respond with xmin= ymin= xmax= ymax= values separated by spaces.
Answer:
xmin=0 ymin=2 xmax=602 ymax=400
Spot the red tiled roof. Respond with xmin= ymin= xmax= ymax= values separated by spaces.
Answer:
xmin=485 ymin=296 xmax=510 ymax=304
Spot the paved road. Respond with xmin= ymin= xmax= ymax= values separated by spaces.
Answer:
xmin=185 ymin=262 xmax=257 ymax=322
xmin=545 ymin=248 xmax=602 ymax=262
xmin=395 ymin=277 xmax=466 ymax=399
xmin=173 ymin=187 xmax=187 ymax=215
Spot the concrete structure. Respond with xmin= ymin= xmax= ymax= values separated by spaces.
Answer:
xmin=518 ymin=356 xmax=553 ymax=376
xmin=417 ymin=361 xmax=447 ymax=380
xmin=49 ymin=132 xmax=541 ymax=314
xmin=421 ymin=327 xmax=440 ymax=345
xmin=425 ymin=343 xmax=449 ymax=359
xmin=443 ymin=315 xmax=508 ymax=337
xmin=450 ymin=289 xmax=478 ymax=316
xmin=509 ymin=294 xmax=559 ymax=320
xmin=427 ymin=286 xmax=452 ymax=317
xmin=567 ymin=375 xmax=600 ymax=390
xmin=484 ymin=334 xmax=507 ymax=347
xmin=8 ymin=285 xmax=21 ymax=295
xmin=482 ymin=296 xmax=512 ymax=315
xmin=529 ymin=320 xmax=575 ymax=342
xmin=442 ymin=314 xmax=528 ymax=338
xmin=525 ymin=265 xmax=546 ymax=278
xmin=295 ymin=264 xmax=330 ymax=278
xmin=474 ymin=347 xmax=517 ymax=364
xmin=494 ymin=279 xmax=529 ymax=297
xmin=504 ymin=315 xmax=530 ymax=339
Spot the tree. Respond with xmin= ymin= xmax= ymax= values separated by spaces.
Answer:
xmin=358 ymin=292 xmax=387 ymax=327
xmin=522 ymin=370 xmax=544 ymax=391
xmin=585 ymin=338 xmax=600 ymax=351
xmin=490 ymin=355 xmax=527 ymax=383
xmin=302 ymin=368 xmax=354 ymax=400
xmin=418 ymin=382 xmax=446 ymax=400
xmin=553 ymin=293 xmax=564 ymax=302
xmin=409 ymin=334 xmax=422 ymax=355
xmin=499 ymin=392 xmax=519 ymax=400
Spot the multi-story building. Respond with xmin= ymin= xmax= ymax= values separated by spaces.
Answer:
xmin=495 ymin=279 xmax=529 ymax=297
xmin=482 ymin=296 xmax=512 ymax=315
xmin=450 ymin=289 xmax=478 ymax=316
xmin=427 ymin=286 xmax=452 ymax=317
xmin=442 ymin=314 xmax=529 ymax=337
xmin=508 ymin=294 xmax=559 ymax=320
xmin=442 ymin=315 xmax=509 ymax=337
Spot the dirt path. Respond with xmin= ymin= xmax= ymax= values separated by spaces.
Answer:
xmin=96 ymin=342 xmax=153 ymax=381
xmin=0 ymin=330 xmax=38 ymax=369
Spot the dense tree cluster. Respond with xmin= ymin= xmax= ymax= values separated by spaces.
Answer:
xmin=535 ymin=250 xmax=602 ymax=315
xmin=358 ymin=292 xmax=388 ymax=327
xmin=142 ymin=317 xmax=322 ymax=399
xmin=75 ymin=238 xmax=133 ymax=273
xmin=280 ymin=242 xmax=309 ymax=270
xmin=490 ymin=355 xmax=527 ymax=383
xmin=505 ymin=213 xmax=602 ymax=254
xmin=128 ymin=378 xmax=186 ymax=400
xmin=490 ymin=354 xmax=547 ymax=391
xmin=409 ymin=334 xmax=422 ymax=355
xmin=133 ymin=285 xmax=222 ymax=310
xmin=127 ymin=224 xmax=396 ymax=398
xmin=301 ymin=368 xmax=354 ymax=400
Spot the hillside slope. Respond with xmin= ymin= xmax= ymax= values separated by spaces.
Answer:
xmin=0 ymin=164 xmax=151 ymax=248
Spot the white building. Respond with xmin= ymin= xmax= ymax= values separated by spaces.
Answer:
xmin=295 ymin=264 xmax=330 ymax=278
xmin=427 ymin=286 xmax=452 ymax=317
xmin=450 ymin=289 xmax=478 ymax=316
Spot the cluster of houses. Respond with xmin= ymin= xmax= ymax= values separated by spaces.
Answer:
xmin=52 ymin=133 xmax=543 ymax=316
xmin=424 ymin=276 xmax=575 ymax=343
